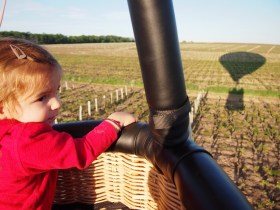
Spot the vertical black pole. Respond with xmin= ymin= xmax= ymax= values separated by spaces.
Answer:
xmin=127 ymin=0 xmax=253 ymax=209
xmin=127 ymin=0 xmax=187 ymax=110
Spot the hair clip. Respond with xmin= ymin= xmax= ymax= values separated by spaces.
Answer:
xmin=10 ymin=44 xmax=28 ymax=59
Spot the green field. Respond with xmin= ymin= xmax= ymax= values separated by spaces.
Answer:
xmin=45 ymin=42 xmax=280 ymax=96
xmin=45 ymin=42 xmax=279 ymax=210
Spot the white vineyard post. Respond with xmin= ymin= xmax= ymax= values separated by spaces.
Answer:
xmin=116 ymin=89 xmax=119 ymax=102
xmin=194 ymin=91 xmax=203 ymax=114
xmin=190 ymin=107 xmax=194 ymax=125
xmin=87 ymin=101 xmax=91 ymax=116
xmin=125 ymin=85 xmax=128 ymax=96
xmin=121 ymin=88 xmax=124 ymax=100
xmin=79 ymin=105 xmax=82 ymax=121
xmin=103 ymin=95 xmax=106 ymax=109
xmin=95 ymin=98 xmax=98 ymax=112
xmin=188 ymin=107 xmax=194 ymax=139
xmin=194 ymin=97 xmax=199 ymax=114
xmin=187 ymin=90 xmax=207 ymax=137
xmin=110 ymin=93 xmax=113 ymax=104
xmin=65 ymin=81 xmax=68 ymax=90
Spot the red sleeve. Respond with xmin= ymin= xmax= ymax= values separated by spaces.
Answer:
xmin=14 ymin=121 xmax=117 ymax=175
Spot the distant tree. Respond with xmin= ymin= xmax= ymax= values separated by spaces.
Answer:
xmin=0 ymin=31 xmax=134 ymax=44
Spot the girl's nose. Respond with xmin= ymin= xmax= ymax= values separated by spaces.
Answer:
xmin=51 ymin=96 xmax=62 ymax=110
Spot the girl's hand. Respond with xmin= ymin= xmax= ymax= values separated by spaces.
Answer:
xmin=105 ymin=112 xmax=136 ymax=132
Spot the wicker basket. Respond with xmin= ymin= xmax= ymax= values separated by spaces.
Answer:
xmin=53 ymin=152 xmax=184 ymax=210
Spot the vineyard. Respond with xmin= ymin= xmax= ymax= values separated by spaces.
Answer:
xmin=45 ymin=42 xmax=280 ymax=210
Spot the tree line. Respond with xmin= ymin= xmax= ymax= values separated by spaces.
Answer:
xmin=0 ymin=31 xmax=134 ymax=44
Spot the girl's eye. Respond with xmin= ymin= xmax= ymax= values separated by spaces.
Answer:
xmin=37 ymin=96 xmax=47 ymax=102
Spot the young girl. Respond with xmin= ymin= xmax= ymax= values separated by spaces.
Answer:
xmin=0 ymin=38 xmax=136 ymax=210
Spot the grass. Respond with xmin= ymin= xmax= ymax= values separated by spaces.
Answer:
xmin=44 ymin=43 xmax=280 ymax=101
xmin=204 ymin=86 xmax=280 ymax=97
xmin=62 ymin=75 xmax=280 ymax=98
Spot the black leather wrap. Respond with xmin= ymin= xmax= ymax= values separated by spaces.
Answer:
xmin=54 ymin=0 xmax=253 ymax=209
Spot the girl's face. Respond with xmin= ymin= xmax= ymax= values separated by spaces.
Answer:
xmin=13 ymin=71 xmax=62 ymax=126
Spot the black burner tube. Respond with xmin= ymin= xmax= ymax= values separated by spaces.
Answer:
xmin=127 ymin=0 xmax=253 ymax=209
xmin=127 ymin=0 xmax=187 ymax=110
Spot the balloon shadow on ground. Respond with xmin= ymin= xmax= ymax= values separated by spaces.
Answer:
xmin=219 ymin=52 xmax=266 ymax=110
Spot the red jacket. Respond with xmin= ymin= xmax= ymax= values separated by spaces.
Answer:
xmin=0 ymin=119 xmax=117 ymax=210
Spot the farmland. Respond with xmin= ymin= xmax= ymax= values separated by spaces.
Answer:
xmin=45 ymin=42 xmax=279 ymax=210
